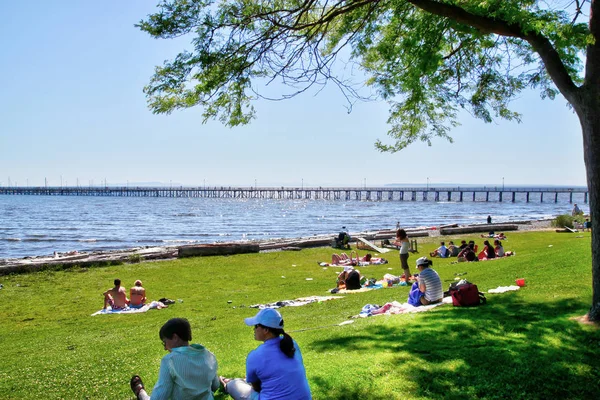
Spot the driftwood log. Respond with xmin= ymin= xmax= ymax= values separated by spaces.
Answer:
xmin=178 ymin=243 xmax=260 ymax=257
xmin=439 ymin=224 xmax=519 ymax=235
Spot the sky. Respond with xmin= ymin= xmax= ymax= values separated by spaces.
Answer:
xmin=0 ymin=1 xmax=588 ymax=188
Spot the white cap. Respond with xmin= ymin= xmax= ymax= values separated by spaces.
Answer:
xmin=244 ymin=308 xmax=284 ymax=329
xmin=416 ymin=257 xmax=431 ymax=267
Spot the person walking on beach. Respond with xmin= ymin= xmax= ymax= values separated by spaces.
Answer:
xmin=394 ymin=229 xmax=412 ymax=283
xmin=130 ymin=318 xmax=220 ymax=400
xmin=487 ymin=215 xmax=492 ymax=224
xmin=103 ymin=279 xmax=129 ymax=310
xmin=130 ymin=280 xmax=147 ymax=308
xmin=572 ymin=203 xmax=583 ymax=216
xmin=221 ymin=308 xmax=311 ymax=400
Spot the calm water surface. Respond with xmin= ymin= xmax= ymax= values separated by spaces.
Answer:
xmin=0 ymin=193 xmax=588 ymax=259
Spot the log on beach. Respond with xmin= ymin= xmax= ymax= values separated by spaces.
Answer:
xmin=178 ymin=243 xmax=260 ymax=257
xmin=0 ymin=247 xmax=179 ymax=275
xmin=259 ymin=237 xmax=333 ymax=251
xmin=439 ymin=224 xmax=519 ymax=235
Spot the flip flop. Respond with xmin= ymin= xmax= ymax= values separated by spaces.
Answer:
xmin=130 ymin=375 xmax=144 ymax=396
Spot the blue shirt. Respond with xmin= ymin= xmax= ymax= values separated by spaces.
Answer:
xmin=150 ymin=344 xmax=219 ymax=400
xmin=246 ymin=337 xmax=311 ymax=400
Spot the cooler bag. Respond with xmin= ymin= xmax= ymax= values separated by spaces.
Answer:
xmin=451 ymin=283 xmax=486 ymax=306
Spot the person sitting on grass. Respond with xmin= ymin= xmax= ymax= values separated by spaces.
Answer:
xmin=478 ymin=240 xmax=497 ymax=260
xmin=430 ymin=241 xmax=450 ymax=258
xmin=103 ymin=279 xmax=129 ymax=310
xmin=130 ymin=280 xmax=147 ymax=308
xmin=457 ymin=243 xmax=477 ymax=262
xmin=220 ymin=308 xmax=311 ymax=400
xmin=494 ymin=240 xmax=505 ymax=257
xmin=408 ymin=257 xmax=443 ymax=306
xmin=130 ymin=318 xmax=219 ymax=400
xmin=337 ymin=266 xmax=362 ymax=290
xmin=448 ymin=241 xmax=460 ymax=257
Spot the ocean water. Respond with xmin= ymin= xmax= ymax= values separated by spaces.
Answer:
xmin=0 ymin=192 xmax=588 ymax=259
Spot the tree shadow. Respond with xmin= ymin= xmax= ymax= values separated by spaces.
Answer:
xmin=309 ymin=296 xmax=600 ymax=399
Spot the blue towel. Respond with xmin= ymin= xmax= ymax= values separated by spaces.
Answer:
xmin=407 ymin=282 xmax=424 ymax=307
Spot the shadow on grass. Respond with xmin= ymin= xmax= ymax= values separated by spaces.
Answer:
xmin=309 ymin=296 xmax=600 ymax=399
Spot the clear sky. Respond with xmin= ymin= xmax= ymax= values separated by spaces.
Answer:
xmin=0 ymin=1 xmax=587 ymax=188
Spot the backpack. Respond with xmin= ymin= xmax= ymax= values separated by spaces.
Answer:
xmin=448 ymin=282 xmax=486 ymax=307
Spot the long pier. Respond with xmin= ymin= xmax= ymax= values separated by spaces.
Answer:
xmin=0 ymin=186 xmax=588 ymax=203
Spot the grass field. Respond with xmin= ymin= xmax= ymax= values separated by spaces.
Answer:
xmin=1 ymin=230 xmax=599 ymax=399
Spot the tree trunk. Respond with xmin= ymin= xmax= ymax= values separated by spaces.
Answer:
xmin=577 ymin=87 xmax=600 ymax=321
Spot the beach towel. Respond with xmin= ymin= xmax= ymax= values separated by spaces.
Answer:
xmin=487 ymin=285 xmax=520 ymax=293
xmin=318 ymin=257 xmax=388 ymax=267
xmin=91 ymin=300 xmax=166 ymax=316
xmin=356 ymin=298 xmax=451 ymax=318
xmin=407 ymin=282 xmax=424 ymax=306
xmin=250 ymin=295 xmax=342 ymax=309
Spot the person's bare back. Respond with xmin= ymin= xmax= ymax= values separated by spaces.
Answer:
xmin=103 ymin=279 xmax=129 ymax=309
xmin=130 ymin=280 xmax=147 ymax=307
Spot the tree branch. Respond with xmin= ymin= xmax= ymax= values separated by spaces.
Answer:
xmin=407 ymin=0 xmax=580 ymax=103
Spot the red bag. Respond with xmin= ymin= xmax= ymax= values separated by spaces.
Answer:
xmin=450 ymin=283 xmax=486 ymax=307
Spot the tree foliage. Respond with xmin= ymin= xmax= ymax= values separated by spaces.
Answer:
xmin=138 ymin=0 xmax=590 ymax=150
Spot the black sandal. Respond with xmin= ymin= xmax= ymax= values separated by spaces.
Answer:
xmin=130 ymin=375 xmax=144 ymax=396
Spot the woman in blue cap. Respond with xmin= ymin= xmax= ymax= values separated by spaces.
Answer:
xmin=221 ymin=308 xmax=311 ymax=400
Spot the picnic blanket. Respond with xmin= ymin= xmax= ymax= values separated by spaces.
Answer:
xmin=318 ymin=258 xmax=388 ymax=267
xmin=487 ymin=285 xmax=521 ymax=293
xmin=250 ymin=296 xmax=343 ymax=309
xmin=355 ymin=297 xmax=452 ymax=318
xmin=91 ymin=301 xmax=167 ymax=316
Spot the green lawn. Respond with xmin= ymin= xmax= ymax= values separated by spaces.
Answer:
xmin=1 ymin=230 xmax=599 ymax=399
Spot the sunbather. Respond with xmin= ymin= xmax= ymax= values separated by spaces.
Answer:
xmin=103 ymin=279 xmax=129 ymax=310
xmin=337 ymin=267 xmax=362 ymax=290
xmin=130 ymin=280 xmax=147 ymax=308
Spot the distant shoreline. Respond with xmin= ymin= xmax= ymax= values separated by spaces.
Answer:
xmin=0 ymin=218 xmax=556 ymax=274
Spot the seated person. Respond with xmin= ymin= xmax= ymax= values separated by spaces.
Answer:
xmin=494 ymin=240 xmax=505 ymax=257
xmin=448 ymin=241 xmax=460 ymax=257
xmin=337 ymin=267 xmax=362 ymax=290
xmin=430 ymin=241 xmax=450 ymax=258
xmin=130 ymin=318 xmax=219 ymax=400
xmin=336 ymin=227 xmax=351 ymax=249
xmin=130 ymin=280 xmax=147 ymax=308
xmin=220 ymin=309 xmax=311 ymax=400
xmin=457 ymin=244 xmax=477 ymax=262
xmin=408 ymin=257 xmax=443 ymax=306
xmin=103 ymin=279 xmax=129 ymax=310
xmin=584 ymin=219 xmax=591 ymax=231
xmin=478 ymin=240 xmax=496 ymax=260
xmin=468 ymin=240 xmax=478 ymax=252
xmin=458 ymin=240 xmax=468 ymax=250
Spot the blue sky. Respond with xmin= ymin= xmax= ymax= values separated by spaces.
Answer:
xmin=0 ymin=1 xmax=587 ymax=188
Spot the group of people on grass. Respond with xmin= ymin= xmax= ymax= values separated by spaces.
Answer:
xmin=122 ymin=224 xmax=521 ymax=399
xmin=428 ymin=238 xmax=511 ymax=261
xmin=102 ymin=279 xmax=147 ymax=310
xmin=130 ymin=310 xmax=311 ymax=400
